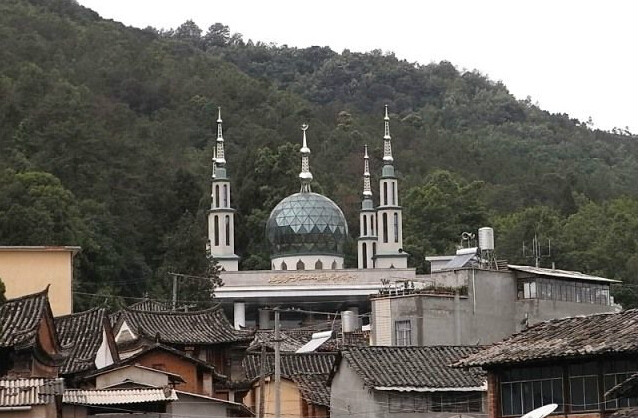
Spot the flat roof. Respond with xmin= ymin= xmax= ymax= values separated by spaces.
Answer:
xmin=0 ymin=246 xmax=81 ymax=254
xmin=508 ymin=264 xmax=620 ymax=283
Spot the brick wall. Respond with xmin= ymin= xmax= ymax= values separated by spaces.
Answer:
xmin=487 ymin=371 xmax=500 ymax=418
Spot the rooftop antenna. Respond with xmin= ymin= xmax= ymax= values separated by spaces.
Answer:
xmin=460 ymin=232 xmax=476 ymax=248
xmin=523 ymin=231 xmax=551 ymax=268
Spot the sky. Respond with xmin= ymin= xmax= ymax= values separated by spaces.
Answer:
xmin=77 ymin=0 xmax=637 ymax=133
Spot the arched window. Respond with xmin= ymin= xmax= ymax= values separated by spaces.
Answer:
xmin=383 ymin=182 xmax=388 ymax=206
xmin=394 ymin=212 xmax=399 ymax=243
xmin=281 ymin=261 xmax=287 ymax=270
xmin=362 ymin=243 xmax=368 ymax=269
xmin=223 ymin=184 xmax=228 ymax=207
xmin=372 ymin=243 xmax=377 ymax=268
xmin=331 ymin=260 xmax=338 ymax=270
xmin=296 ymin=260 xmax=305 ymax=270
xmin=363 ymin=216 xmax=367 ymax=236
xmin=225 ymin=215 xmax=230 ymax=246
xmin=391 ymin=182 xmax=396 ymax=205
xmin=215 ymin=185 xmax=220 ymax=208
xmin=382 ymin=213 xmax=388 ymax=243
xmin=214 ymin=215 xmax=219 ymax=246
xmin=371 ymin=215 xmax=375 ymax=235
xmin=315 ymin=259 xmax=323 ymax=270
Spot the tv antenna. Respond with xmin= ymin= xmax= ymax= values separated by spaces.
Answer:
xmin=523 ymin=232 xmax=551 ymax=268
xmin=460 ymin=231 xmax=476 ymax=248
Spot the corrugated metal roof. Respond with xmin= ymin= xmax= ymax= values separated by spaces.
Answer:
xmin=508 ymin=264 xmax=620 ymax=283
xmin=63 ymin=387 xmax=177 ymax=405
xmin=0 ymin=378 xmax=64 ymax=407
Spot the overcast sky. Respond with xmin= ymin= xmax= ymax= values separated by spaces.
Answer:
xmin=77 ymin=0 xmax=637 ymax=133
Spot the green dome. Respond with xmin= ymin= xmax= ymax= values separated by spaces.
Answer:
xmin=266 ymin=192 xmax=348 ymax=257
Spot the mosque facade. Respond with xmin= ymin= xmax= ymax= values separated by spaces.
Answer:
xmin=207 ymin=106 xmax=414 ymax=329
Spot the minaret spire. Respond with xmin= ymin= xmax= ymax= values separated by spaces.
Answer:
xmin=363 ymin=144 xmax=372 ymax=198
xmin=383 ymin=104 xmax=393 ymax=164
xmin=299 ymin=124 xmax=313 ymax=193
xmin=215 ymin=107 xmax=226 ymax=167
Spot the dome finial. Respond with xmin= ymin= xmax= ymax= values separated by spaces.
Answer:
xmin=383 ymin=104 xmax=393 ymax=164
xmin=299 ymin=124 xmax=313 ymax=193
xmin=363 ymin=144 xmax=372 ymax=198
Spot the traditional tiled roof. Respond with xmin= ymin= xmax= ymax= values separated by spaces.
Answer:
xmin=248 ymin=329 xmax=369 ymax=353
xmin=55 ymin=308 xmax=110 ymax=375
xmin=0 ymin=378 xmax=64 ymax=407
xmin=127 ymin=299 xmax=172 ymax=312
xmin=0 ymin=288 xmax=54 ymax=350
xmin=115 ymin=306 xmax=252 ymax=345
xmin=64 ymin=387 xmax=177 ymax=405
xmin=455 ymin=309 xmax=638 ymax=368
xmin=342 ymin=346 xmax=486 ymax=391
xmin=243 ymin=352 xmax=336 ymax=406
xmin=608 ymin=407 xmax=638 ymax=418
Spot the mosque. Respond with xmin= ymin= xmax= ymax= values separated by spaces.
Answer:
xmin=208 ymin=106 xmax=416 ymax=329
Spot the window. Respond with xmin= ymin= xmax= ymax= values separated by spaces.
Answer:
xmin=431 ymin=392 xmax=482 ymax=413
xmin=517 ymin=278 xmax=611 ymax=305
xmin=604 ymin=358 xmax=638 ymax=410
xmin=371 ymin=215 xmax=375 ymax=235
xmin=393 ymin=212 xmax=399 ymax=243
xmin=215 ymin=184 xmax=220 ymax=207
xmin=331 ymin=260 xmax=337 ymax=270
xmin=214 ymin=215 xmax=219 ymax=246
xmin=570 ymin=362 xmax=599 ymax=412
xmin=225 ymin=215 xmax=230 ymax=246
xmin=372 ymin=243 xmax=377 ymax=268
xmin=383 ymin=182 xmax=388 ymax=205
xmin=394 ymin=320 xmax=412 ymax=346
xmin=388 ymin=393 xmax=427 ymax=413
xmin=296 ymin=259 xmax=305 ymax=270
xmin=223 ymin=184 xmax=228 ymax=207
xmin=500 ymin=366 xmax=563 ymax=416
xmin=281 ymin=261 xmax=287 ymax=270
xmin=383 ymin=213 xmax=388 ymax=243
xmin=363 ymin=215 xmax=367 ymax=236
xmin=391 ymin=182 xmax=396 ymax=205
xmin=362 ymin=243 xmax=367 ymax=269
xmin=315 ymin=259 xmax=323 ymax=270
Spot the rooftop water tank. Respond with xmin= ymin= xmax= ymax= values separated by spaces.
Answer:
xmin=478 ymin=227 xmax=495 ymax=251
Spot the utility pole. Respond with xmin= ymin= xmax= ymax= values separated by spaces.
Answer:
xmin=258 ymin=344 xmax=266 ymax=418
xmin=274 ymin=308 xmax=281 ymax=418
xmin=172 ymin=274 xmax=178 ymax=311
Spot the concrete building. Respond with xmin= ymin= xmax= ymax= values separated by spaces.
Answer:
xmin=0 ymin=246 xmax=79 ymax=315
xmin=370 ymin=265 xmax=619 ymax=346
xmin=207 ymin=107 xmax=413 ymax=329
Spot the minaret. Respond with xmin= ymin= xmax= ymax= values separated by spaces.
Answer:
xmin=358 ymin=145 xmax=378 ymax=269
xmin=208 ymin=107 xmax=239 ymax=271
xmin=375 ymin=105 xmax=407 ymax=268
xmin=299 ymin=124 xmax=313 ymax=193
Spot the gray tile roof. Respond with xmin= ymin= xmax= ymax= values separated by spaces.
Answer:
xmin=342 ymin=346 xmax=486 ymax=390
xmin=608 ymin=407 xmax=638 ymax=418
xmin=243 ymin=352 xmax=336 ymax=406
xmin=0 ymin=378 xmax=64 ymax=407
xmin=455 ymin=309 xmax=638 ymax=368
xmin=0 ymin=288 xmax=55 ymax=350
xmin=115 ymin=306 xmax=252 ymax=345
xmin=55 ymin=308 xmax=109 ymax=375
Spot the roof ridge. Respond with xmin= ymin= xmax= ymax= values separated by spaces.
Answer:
xmin=123 ymin=305 xmax=222 ymax=315
xmin=2 ymin=286 xmax=49 ymax=304
xmin=54 ymin=307 xmax=103 ymax=320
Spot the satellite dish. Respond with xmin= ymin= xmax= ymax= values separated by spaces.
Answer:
xmin=521 ymin=404 xmax=558 ymax=418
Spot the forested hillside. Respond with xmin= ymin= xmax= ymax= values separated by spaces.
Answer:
xmin=1 ymin=0 xmax=637 ymax=308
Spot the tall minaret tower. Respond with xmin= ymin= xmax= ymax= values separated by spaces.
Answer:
xmin=208 ymin=107 xmax=239 ymax=271
xmin=358 ymin=145 xmax=377 ymax=269
xmin=374 ymin=105 xmax=408 ymax=268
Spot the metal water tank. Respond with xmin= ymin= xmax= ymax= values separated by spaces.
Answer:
xmin=342 ymin=310 xmax=356 ymax=333
xmin=478 ymin=227 xmax=495 ymax=251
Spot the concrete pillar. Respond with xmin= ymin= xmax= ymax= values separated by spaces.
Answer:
xmin=259 ymin=308 xmax=271 ymax=329
xmin=234 ymin=301 xmax=246 ymax=330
